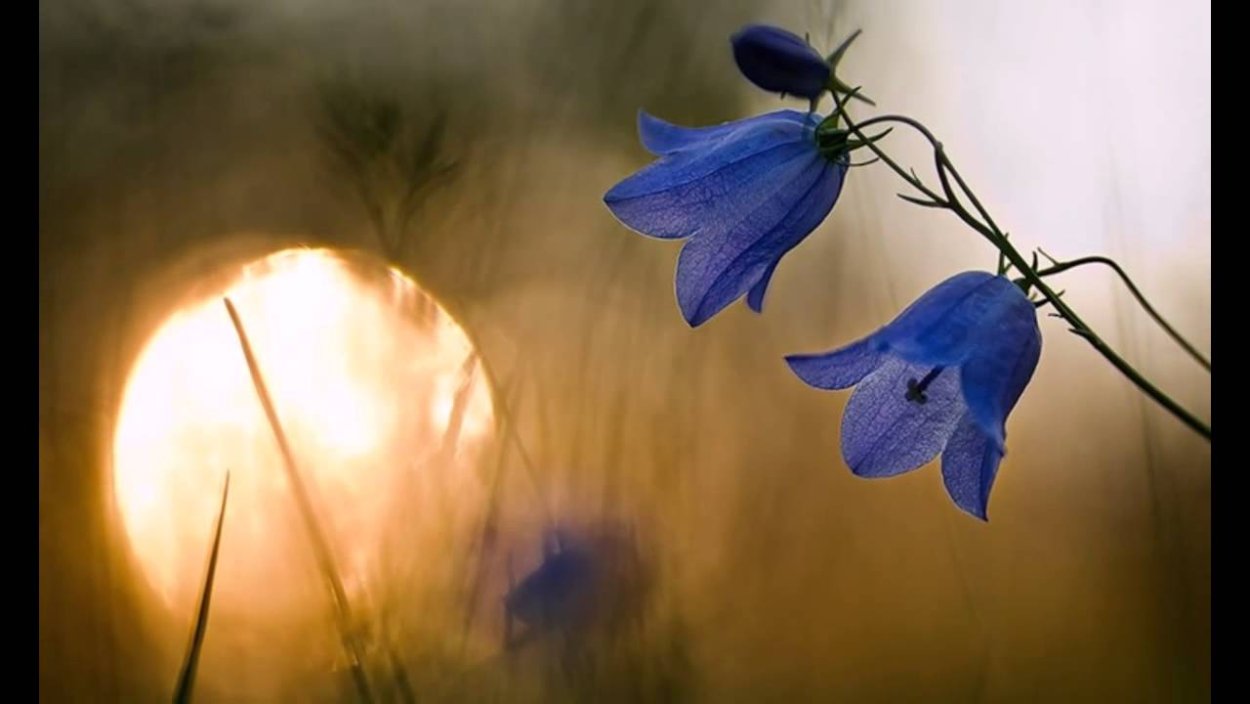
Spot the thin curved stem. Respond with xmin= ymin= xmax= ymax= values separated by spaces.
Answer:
xmin=1033 ymin=251 xmax=1211 ymax=371
xmin=829 ymin=100 xmax=1211 ymax=442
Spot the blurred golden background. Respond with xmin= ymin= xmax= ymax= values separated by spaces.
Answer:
xmin=39 ymin=0 xmax=1209 ymax=701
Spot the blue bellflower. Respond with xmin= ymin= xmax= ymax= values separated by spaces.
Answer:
xmin=786 ymin=271 xmax=1042 ymax=520
xmin=505 ymin=545 xmax=597 ymax=632
xmin=731 ymin=25 xmax=831 ymax=100
xmin=604 ymin=109 xmax=850 ymax=326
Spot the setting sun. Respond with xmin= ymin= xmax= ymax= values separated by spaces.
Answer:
xmin=112 ymin=248 xmax=495 ymax=616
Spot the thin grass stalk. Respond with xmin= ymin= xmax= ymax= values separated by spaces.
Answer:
xmin=222 ymin=298 xmax=375 ymax=703
xmin=171 ymin=472 xmax=231 ymax=704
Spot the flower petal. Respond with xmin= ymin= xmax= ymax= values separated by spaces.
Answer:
xmin=676 ymin=157 xmax=846 ymax=325
xmin=604 ymin=111 xmax=817 ymax=240
xmin=959 ymin=285 xmax=1042 ymax=451
xmin=785 ymin=337 xmax=885 ymax=390
xmin=638 ymin=109 xmax=813 ymax=156
xmin=940 ymin=413 xmax=1004 ymax=521
xmin=731 ymin=25 xmax=832 ymax=100
xmin=877 ymin=271 xmax=1009 ymax=366
xmin=840 ymin=357 xmax=966 ymax=477
xmin=746 ymin=259 xmax=779 ymax=313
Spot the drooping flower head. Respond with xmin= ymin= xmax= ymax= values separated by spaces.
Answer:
xmin=504 ymin=541 xmax=598 ymax=635
xmin=604 ymin=109 xmax=853 ymax=326
xmin=786 ymin=271 xmax=1042 ymax=520
xmin=731 ymin=25 xmax=831 ymax=100
xmin=503 ymin=523 xmax=651 ymax=649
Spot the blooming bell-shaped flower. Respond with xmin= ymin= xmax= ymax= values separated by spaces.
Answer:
xmin=731 ymin=25 xmax=831 ymax=101
xmin=786 ymin=271 xmax=1042 ymax=520
xmin=603 ymin=109 xmax=854 ymax=326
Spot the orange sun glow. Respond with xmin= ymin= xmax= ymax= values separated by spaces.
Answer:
xmin=112 ymin=248 xmax=495 ymax=615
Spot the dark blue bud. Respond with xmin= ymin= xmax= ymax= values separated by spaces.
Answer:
xmin=731 ymin=25 xmax=831 ymax=100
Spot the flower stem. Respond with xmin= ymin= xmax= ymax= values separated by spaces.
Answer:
xmin=828 ymin=100 xmax=1211 ymax=442
xmin=1032 ymin=250 xmax=1211 ymax=372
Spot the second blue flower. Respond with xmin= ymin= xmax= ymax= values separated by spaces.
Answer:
xmin=786 ymin=271 xmax=1042 ymax=520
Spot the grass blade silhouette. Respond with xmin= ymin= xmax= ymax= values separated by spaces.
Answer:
xmin=172 ymin=471 xmax=231 ymax=704
xmin=223 ymin=297 xmax=375 ymax=702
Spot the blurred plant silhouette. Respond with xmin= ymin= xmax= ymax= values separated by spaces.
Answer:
xmin=318 ymin=78 xmax=458 ymax=263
